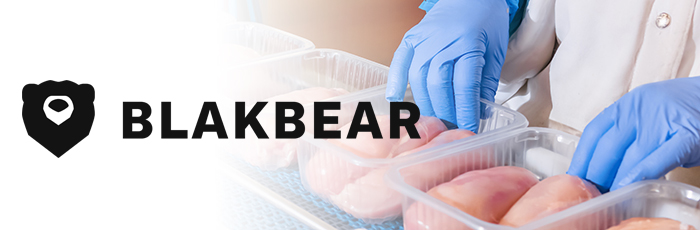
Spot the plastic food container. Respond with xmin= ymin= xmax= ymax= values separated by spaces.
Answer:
xmin=385 ymin=128 xmax=579 ymax=229
xmin=224 ymin=22 xmax=314 ymax=65
xmin=297 ymin=88 xmax=529 ymax=224
xmin=222 ymin=48 xmax=389 ymax=101
xmin=221 ymin=49 xmax=391 ymax=170
xmin=524 ymin=180 xmax=700 ymax=230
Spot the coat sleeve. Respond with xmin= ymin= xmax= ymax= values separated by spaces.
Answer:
xmin=496 ymin=0 xmax=557 ymax=104
xmin=494 ymin=0 xmax=557 ymax=128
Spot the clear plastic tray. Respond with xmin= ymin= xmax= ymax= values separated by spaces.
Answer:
xmin=297 ymin=88 xmax=529 ymax=224
xmin=222 ymin=48 xmax=390 ymax=102
xmin=385 ymin=128 xmax=579 ymax=229
xmin=524 ymin=180 xmax=700 ymax=230
xmin=221 ymin=49 xmax=391 ymax=170
xmin=224 ymin=22 xmax=314 ymax=65
xmin=219 ymin=152 xmax=405 ymax=230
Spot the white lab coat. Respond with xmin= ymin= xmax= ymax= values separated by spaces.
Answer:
xmin=497 ymin=0 xmax=700 ymax=185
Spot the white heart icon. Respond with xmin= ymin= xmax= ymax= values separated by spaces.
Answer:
xmin=43 ymin=96 xmax=74 ymax=126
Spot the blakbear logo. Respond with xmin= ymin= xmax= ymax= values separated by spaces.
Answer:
xmin=22 ymin=81 xmax=95 ymax=157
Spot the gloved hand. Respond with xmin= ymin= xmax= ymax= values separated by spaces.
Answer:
xmin=385 ymin=0 xmax=511 ymax=133
xmin=568 ymin=77 xmax=700 ymax=192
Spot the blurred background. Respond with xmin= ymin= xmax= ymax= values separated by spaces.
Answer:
xmin=226 ymin=0 xmax=424 ymax=66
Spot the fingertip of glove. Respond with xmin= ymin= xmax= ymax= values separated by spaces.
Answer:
xmin=614 ymin=172 xmax=637 ymax=190
xmin=611 ymin=180 xmax=629 ymax=192
xmin=566 ymin=169 xmax=587 ymax=181
xmin=457 ymin=123 xmax=479 ymax=134
xmin=385 ymin=94 xmax=403 ymax=102
xmin=439 ymin=119 xmax=458 ymax=130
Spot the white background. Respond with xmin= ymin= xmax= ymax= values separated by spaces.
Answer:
xmin=0 ymin=0 xmax=231 ymax=229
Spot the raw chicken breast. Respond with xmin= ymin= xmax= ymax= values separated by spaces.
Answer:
xmin=607 ymin=217 xmax=697 ymax=230
xmin=242 ymin=87 xmax=350 ymax=170
xmin=329 ymin=114 xmax=447 ymax=159
xmin=305 ymin=115 xmax=446 ymax=196
xmin=304 ymin=152 xmax=374 ymax=196
xmin=500 ymin=174 xmax=601 ymax=227
xmin=262 ymin=87 xmax=356 ymax=135
xmin=330 ymin=129 xmax=476 ymax=220
xmin=404 ymin=166 xmax=539 ymax=230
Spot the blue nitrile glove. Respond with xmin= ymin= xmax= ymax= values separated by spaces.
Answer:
xmin=568 ymin=77 xmax=700 ymax=192
xmin=385 ymin=0 xmax=510 ymax=133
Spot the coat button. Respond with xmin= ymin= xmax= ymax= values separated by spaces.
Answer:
xmin=656 ymin=13 xmax=671 ymax=28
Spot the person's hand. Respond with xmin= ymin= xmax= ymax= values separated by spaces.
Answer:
xmin=568 ymin=77 xmax=700 ymax=192
xmin=385 ymin=0 xmax=510 ymax=133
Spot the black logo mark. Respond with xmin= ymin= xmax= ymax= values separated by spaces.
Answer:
xmin=22 ymin=81 xmax=95 ymax=157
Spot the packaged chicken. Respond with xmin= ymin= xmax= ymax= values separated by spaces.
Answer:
xmin=607 ymin=218 xmax=697 ymax=230
xmin=241 ymin=87 xmax=353 ymax=170
xmin=305 ymin=115 xmax=447 ymax=196
xmin=386 ymin=128 xmax=579 ymax=229
xmin=224 ymin=49 xmax=394 ymax=170
xmin=330 ymin=129 xmax=477 ymax=220
xmin=298 ymin=92 xmax=528 ymax=223
xmin=500 ymin=174 xmax=601 ymax=227
xmin=523 ymin=179 xmax=700 ymax=230
xmin=404 ymin=166 xmax=539 ymax=230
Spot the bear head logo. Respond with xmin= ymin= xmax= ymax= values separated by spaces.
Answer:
xmin=22 ymin=81 xmax=95 ymax=157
